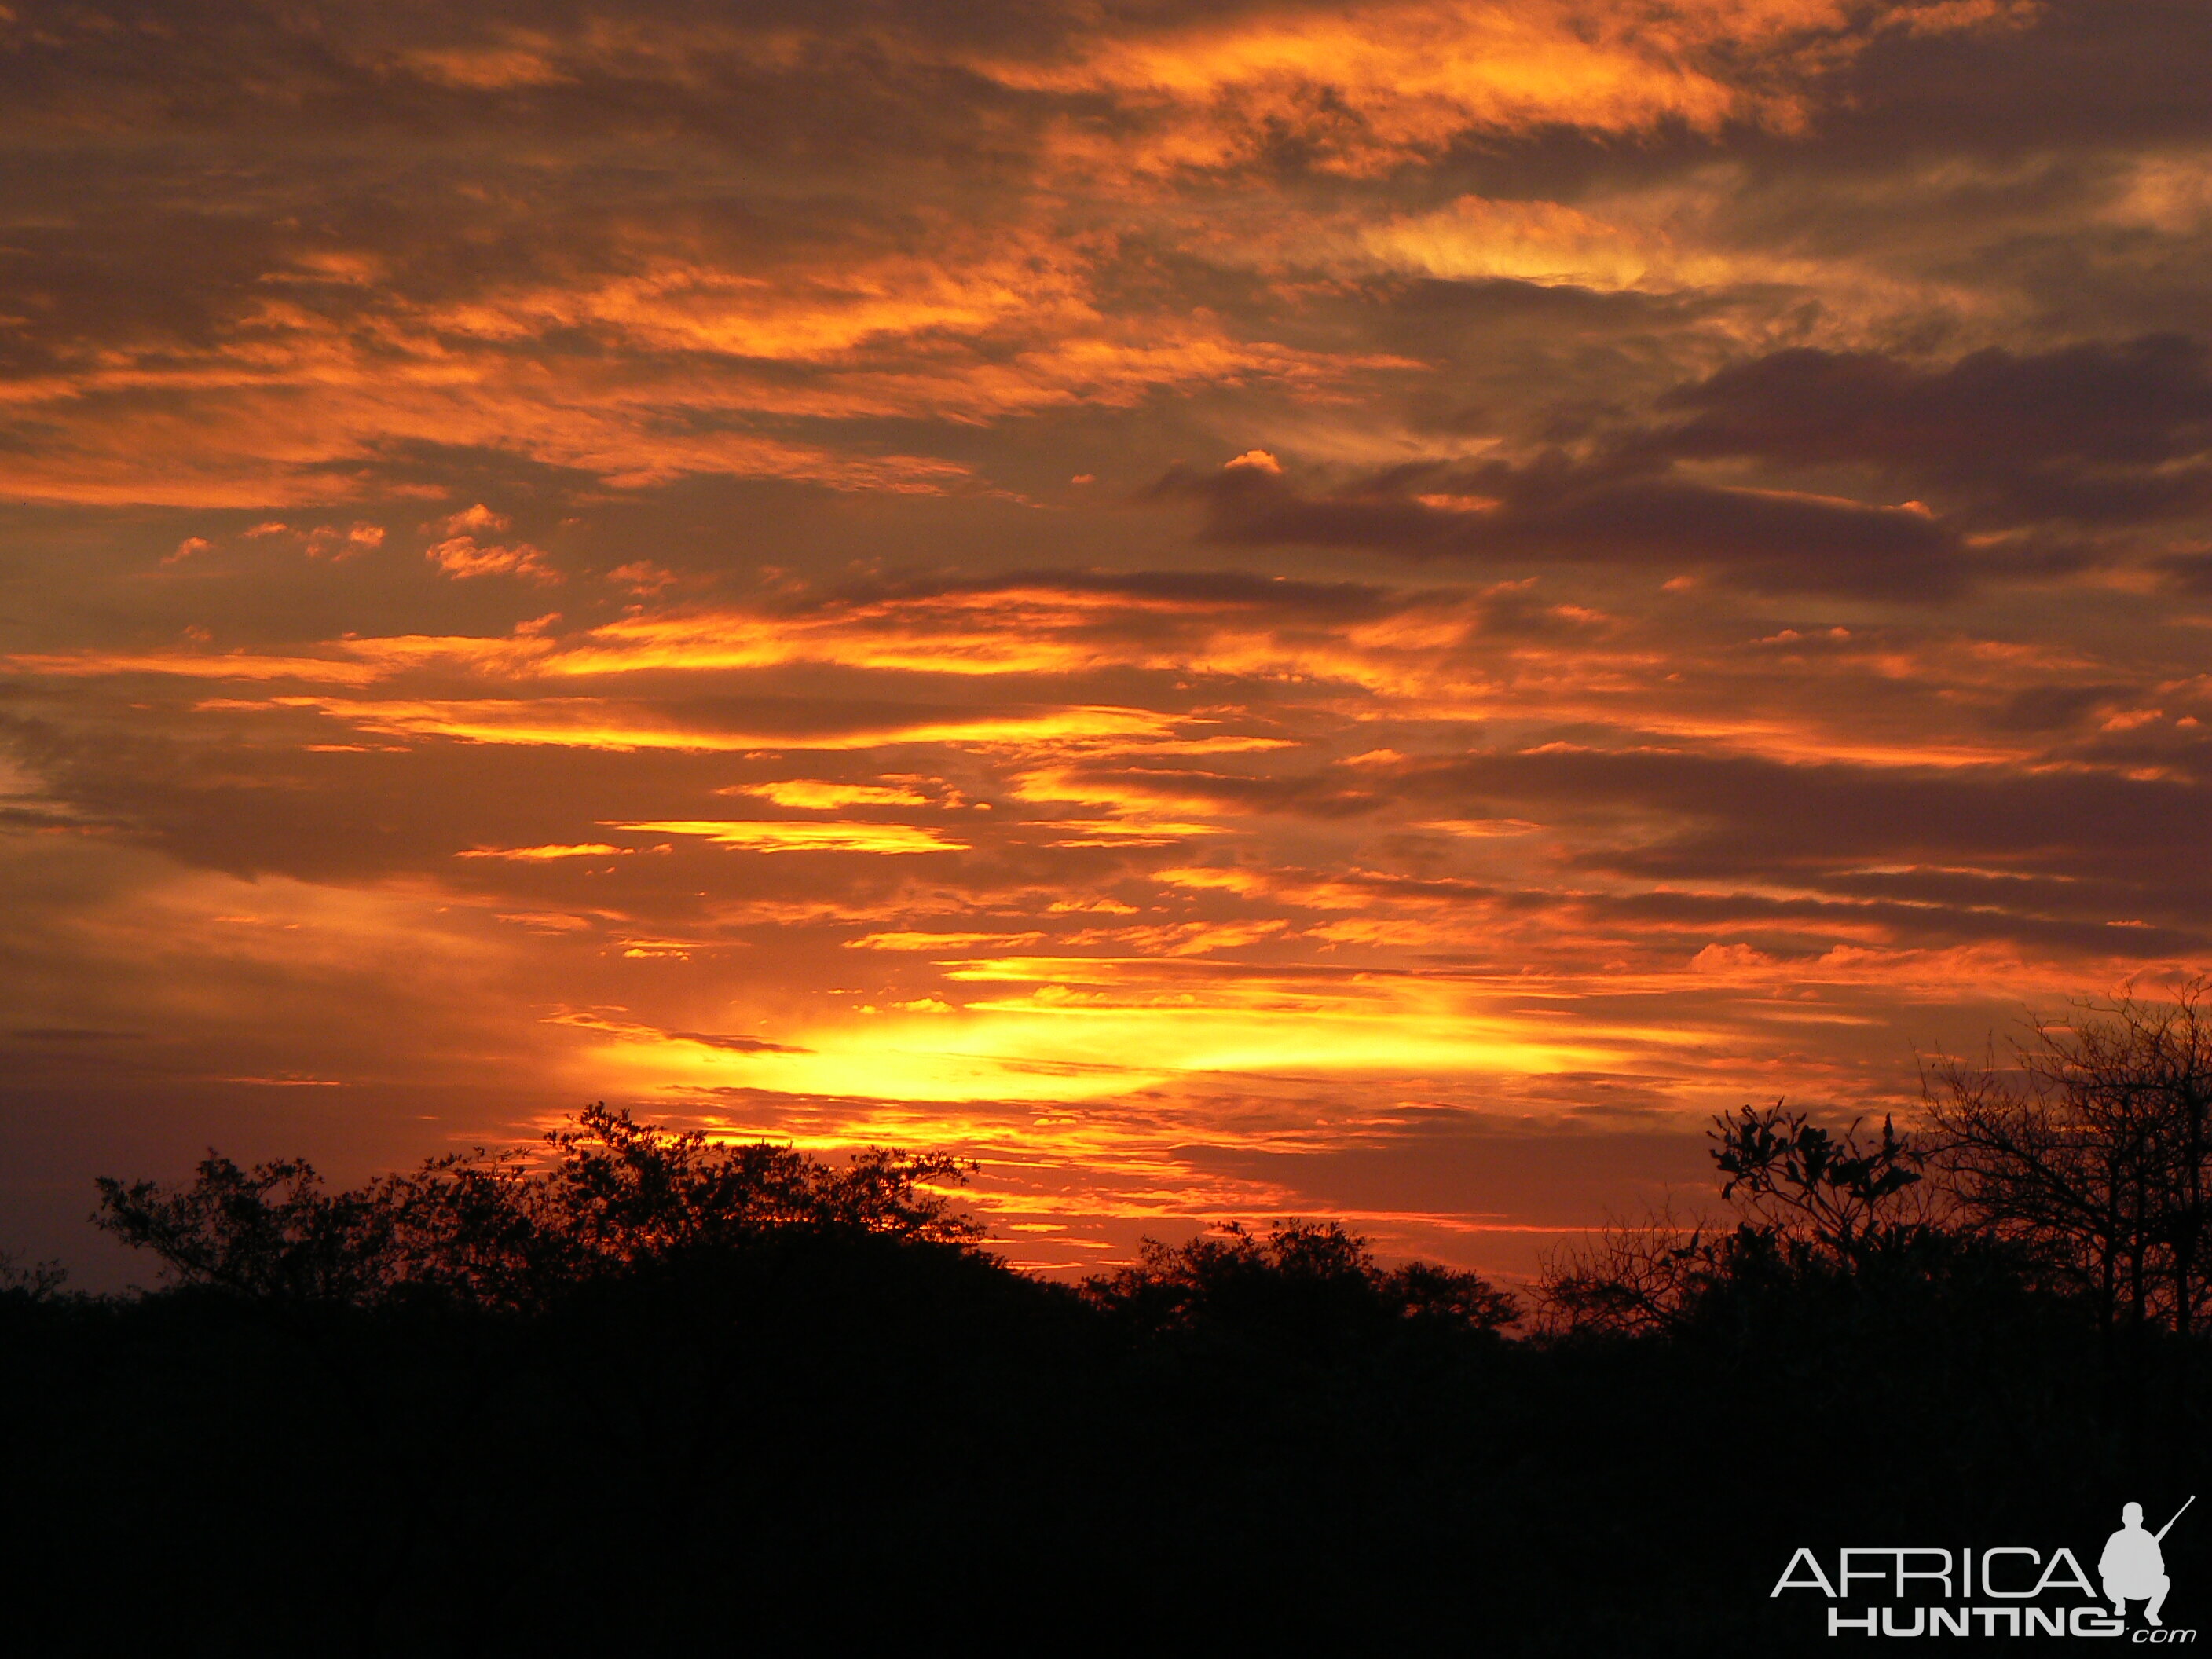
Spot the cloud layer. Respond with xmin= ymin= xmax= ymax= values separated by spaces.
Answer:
xmin=5 ymin=0 xmax=2211 ymax=1280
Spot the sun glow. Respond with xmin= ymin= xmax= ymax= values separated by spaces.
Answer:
xmin=558 ymin=987 xmax=1627 ymax=1111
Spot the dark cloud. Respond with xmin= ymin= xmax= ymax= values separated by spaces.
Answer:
xmin=977 ymin=733 xmax=2212 ymax=954
xmin=2155 ymin=554 xmax=2212 ymax=596
xmin=1164 ymin=452 xmax=1975 ymax=599
xmin=1988 ymin=683 xmax=2128 ymax=734
xmin=1577 ymin=882 xmax=2206 ymax=960
xmin=839 ymin=567 xmax=1408 ymax=618
xmin=1410 ymin=743 xmax=2212 ymax=892
xmin=0 ymin=1 xmax=1055 ymax=159
xmin=1831 ymin=0 xmax=2212 ymax=156
xmin=1654 ymin=335 xmax=2212 ymax=528
xmin=665 ymin=1030 xmax=812 ymax=1054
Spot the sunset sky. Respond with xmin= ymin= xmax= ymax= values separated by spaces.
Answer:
xmin=6 ymin=0 xmax=2212 ymax=1284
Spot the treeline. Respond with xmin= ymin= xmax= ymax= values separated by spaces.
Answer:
xmin=1544 ymin=979 xmax=2212 ymax=1353
xmin=6 ymin=986 xmax=2212 ymax=1654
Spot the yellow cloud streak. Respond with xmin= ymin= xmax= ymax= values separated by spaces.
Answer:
xmin=605 ymin=819 xmax=970 ymax=854
xmin=192 ymin=695 xmax=1181 ymax=751
xmin=847 ymin=932 xmax=1048 ymax=950
xmin=738 ymin=781 xmax=934 ymax=808
xmin=454 ymin=844 xmax=631 ymax=860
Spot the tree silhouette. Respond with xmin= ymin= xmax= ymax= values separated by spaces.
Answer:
xmin=1542 ymin=1101 xmax=1957 ymax=1336
xmin=0 ymin=1248 xmax=66 ymax=1302
xmin=1924 ymin=978 xmax=2212 ymax=1335
xmin=94 ymin=1103 xmax=982 ymax=1310
xmin=1086 ymin=1218 xmax=1517 ymax=1356
xmin=1711 ymin=1100 xmax=1933 ymax=1258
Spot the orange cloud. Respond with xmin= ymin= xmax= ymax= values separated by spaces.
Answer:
xmin=187 ymin=694 xmax=1183 ymax=753
xmin=980 ymin=0 xmax=2027 ymax=179
xmin=455 ymin=844 xmax=632 ymax=860
xmin=602 ymin=820 xmax=971 ymax=854
xmin=7 ymin=652 xmax=386 ymax=684
xmin=735 ymin=781 xmax=938 ymax=808
xmin=423 ymin=505 xmax=557 ymax=583
xmin=847 ymin=932 xmax=1048 ymax=951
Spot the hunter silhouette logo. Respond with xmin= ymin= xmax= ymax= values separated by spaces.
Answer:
xmin=2104 ymin=1498 xmax=2192 ymax=1629
xmin=1772 ymin=1497 xmax=2197 ymax=1639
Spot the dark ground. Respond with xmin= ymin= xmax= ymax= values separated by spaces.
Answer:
xmin=2 ymin=1224 xmax=2197 ymax=1656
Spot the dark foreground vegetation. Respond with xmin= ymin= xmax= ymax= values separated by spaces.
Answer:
xmin=9 ymin=987 xmax=2212 ymax=1654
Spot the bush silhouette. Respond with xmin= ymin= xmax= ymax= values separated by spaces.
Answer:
xmin=93 ymin=1102 xmax=981 ymax=1310
xmin=1086 ymin=1218 xmax=1518 ymax=1357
